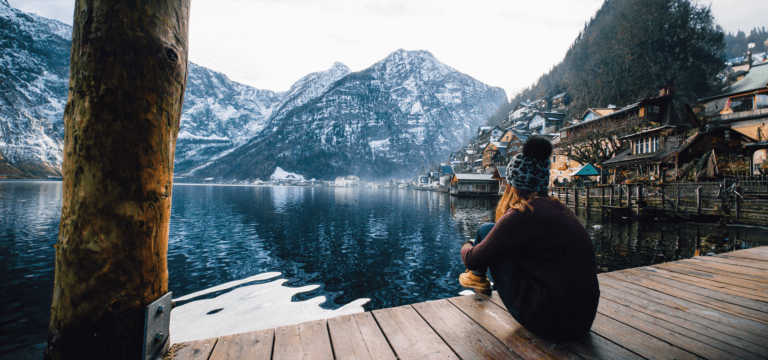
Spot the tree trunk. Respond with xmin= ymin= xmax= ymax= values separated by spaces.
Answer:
xmin=45 ymin=1 xmax=189 ymax=359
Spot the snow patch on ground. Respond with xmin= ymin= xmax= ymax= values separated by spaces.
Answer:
xmin=269 ymin=166 xmax=305 ymax=181
xmin=369 ymin=138 xmax=391 ymax=152
xmin=170 ymin=273 xmax=370 ymax=343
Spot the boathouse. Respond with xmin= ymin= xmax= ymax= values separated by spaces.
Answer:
xmin=449 ymin=174 xmax=498 ymax=195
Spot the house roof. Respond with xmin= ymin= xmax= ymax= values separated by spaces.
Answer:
xmin=492 ymin=166 xmax=507 ymax=180
xmin=552 ymin=92 xmax=566 ymax=100
xmin=562 ymin=96 xmax=671 ymax=132
xmin=618 ymin=125 xmax=679 ymax=140
xmin=440 ymin=165 xmax=454 ymax=174
xmin=569 ymin=163 xmax=609 ymax=176
xmin=490 ymin=141 xmax=509 ymax=148
xmin=454 ymin=174 xmax=495 ymax=181
xmin=580 ymin=108 xmax=617 ymax=121
xmin=700 ymin=62 xmax=768 ymax=102
xmin=602 ymin=133 xmax=686 ymax=167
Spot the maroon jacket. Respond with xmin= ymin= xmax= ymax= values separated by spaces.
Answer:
xmin=461 ymin=197 xmax=600 ymax=339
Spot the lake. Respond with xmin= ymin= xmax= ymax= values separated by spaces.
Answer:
xmin=1 ymin=181 xmax=766 ymax=356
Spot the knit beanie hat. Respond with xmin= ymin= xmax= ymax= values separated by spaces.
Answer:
xmin=505 ymin=136 xmax=553 ymax=193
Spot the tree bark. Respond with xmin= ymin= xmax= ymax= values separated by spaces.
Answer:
xmin=45 ymin=1 xmax=189 ymax=359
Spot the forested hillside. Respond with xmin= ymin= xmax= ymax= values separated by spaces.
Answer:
xmin=724 ymin=28 xmax=768 ymax=60
xmin=505 ymin=0 xmax=725 ymax=121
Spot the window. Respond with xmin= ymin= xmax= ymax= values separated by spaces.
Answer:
xmin=731 ymin=96 xmax=754 ymax=112
xmin=756 ymin=94 xmax=768 ymax=109
xmin=634 ymin=136 xmax=659 ymax=154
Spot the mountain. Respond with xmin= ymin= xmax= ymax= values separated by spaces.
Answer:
xmin=191 ymin=49 xmax=507 ymax=180
xmin=1 ymin=2 xmax=506 ymax=180
xmin=0 ymin=0 xmax=70 ymax=177
xmin=173 ymin=63 xmax=285 ymax=174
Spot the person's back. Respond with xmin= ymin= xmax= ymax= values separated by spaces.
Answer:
xmin=499 ymin=197 xmax=599 ymax=340
xmin=459 ymin=136 xmax=600 ymax=341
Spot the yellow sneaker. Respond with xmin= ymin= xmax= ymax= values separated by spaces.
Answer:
xmin=459 ymin=270 xmax=491 ymax=295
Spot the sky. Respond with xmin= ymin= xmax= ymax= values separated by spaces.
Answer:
xmin=8 ymin=0 xmax=768 ymax=99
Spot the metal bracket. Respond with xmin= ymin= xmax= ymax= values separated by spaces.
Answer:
xmin=143 ymin=292 xmax=172 ymax=360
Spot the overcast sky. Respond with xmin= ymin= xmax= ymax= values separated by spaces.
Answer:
xmin=8 ymin=0 xmax=768 ymax=98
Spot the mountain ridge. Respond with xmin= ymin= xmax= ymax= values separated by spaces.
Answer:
xmin=0 ymin=3 xmax=506 ymax=180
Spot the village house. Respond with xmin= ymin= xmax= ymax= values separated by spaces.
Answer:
xmin=482 ymin=141 xmax=508 ymax=169
xmin=600 ymin=125 xmax=690 ymax=183
xmin=549 ymin=152 xmax=582 ymax=186
xmin=508 ymin=101 xmax=535 ymax=121
xmin=559 ymin=85 xmax=682 ymax=156
xmin=449 ymin=173 xmax=498 ymax=195
xmin=528 ymin=111 xmax=565 ymax=135
xmin=438 ymin=165 xmax=454 ymax=190
xmin=551 ymin=92 xmax=567 ymax=110
xmin=580 ymin=107 xmax=617 ymax=122
xmin=699 ymin=61 xmax=768 ymax=141
xmin=698 ymin=61 xmax=768 ymax=175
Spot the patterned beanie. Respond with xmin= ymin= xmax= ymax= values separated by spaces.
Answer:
xmin=505 ymin=137 xmax=552 ymax=193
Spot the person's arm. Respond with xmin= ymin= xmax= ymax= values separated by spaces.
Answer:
xmin=461 ymin=209 xmax=531 ymax=270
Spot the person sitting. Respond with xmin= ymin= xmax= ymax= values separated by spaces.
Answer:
xmin=459 ymin=136 xmax=600 ymax=341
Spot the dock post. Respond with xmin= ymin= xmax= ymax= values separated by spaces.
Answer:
xmin=696 ymin=186 xmax=702 ymax=215
xmin=565 ymin=187 xmax=569 ymax=206
xmin=734 ymin=192 xmax=740 ymax=219
xmin=574 ymin=187 xmax=579 ymax=211
xmin=610 ymin=186 xmax=614 ymax=206
xmin=676 ymin=184 xmax=680 ymax=214
xmin=626 ymin=185 xmax=630 ymax=208
xmin=636 ymin=185 xmax=641 ymax=214
xmin=44 ymin=1 xmax=190 ymax=359
xmin=661 ymin=184 xmax=665 ymax=210
xmin=586 ymin=186 xmax=590 ymax=211
xmin=601 ymin=186 xmax=605 ymax=207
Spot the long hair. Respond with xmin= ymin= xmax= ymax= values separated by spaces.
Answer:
xmin=495 ymin=184 xmax=556 ymax=221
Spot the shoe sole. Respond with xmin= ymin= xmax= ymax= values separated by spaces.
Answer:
xmin=459 ymin=280 xmax=491 ymax=294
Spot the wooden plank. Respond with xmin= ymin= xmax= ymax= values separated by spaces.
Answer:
xmin=412 ymin=299 xmax=522 ymax=360
xmin=696 ymin=255 xmax=768 ymax=270
xmin=483 ymin=292 xmax=643 ymax=359
xmin=599 ymin=276 xmax=768 ymax=341
xmin=171 ymin=338 xmax=218 ymax=360
xmin=273 ymin=319 xmax=333 ymax=360
xmin=686 ymin=257 xmax=768 ymax=278
xmin=299 ymin=320 xmax=334 ymax=360
xmin=448 ymin=294 xmax=580 ymax=360
xmin=652 ymin=262 xmax=768 ymax=292
xmin=560 ymin=332 xmax=644 ymax=360
xmin=352 ymin=313 xmax=396 ymax=360
xmin=721 ymin=251 xmax=768 ymax=262
xmin=591 ymin=313 xmax=700 ymax=360
xmin=598 ymin=297 xmax=763 ymax=360
xmin=626 ymin=268 xmax=768 ymax=313
xmin=607 ymin=270 xmax=768 ymax=325
xmin=208 ymin=329 xmax=274 ymax=360
xmin=633 ymin=266 xmax=768 ymax=302
xmin=328 ymin=315 xmax=373 ymax=360
xmin=672 ymin=261 xmax=768 ymax=284
xmin=273 ymin=324 xmax=303 ymax=360
xmin=371 ymin=305 xmax=459 ymax=359
xmin=599 ymin=283 xmax=768 ymax=358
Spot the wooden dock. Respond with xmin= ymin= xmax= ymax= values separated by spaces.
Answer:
xmin=551 ymin=180 xmax=768 ymax=226
xmin=169 ymin=247 xmax=768 ymax=360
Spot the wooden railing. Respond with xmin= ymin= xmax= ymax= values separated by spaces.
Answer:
xmin=549 ymin=179 xmax=768 ymax=226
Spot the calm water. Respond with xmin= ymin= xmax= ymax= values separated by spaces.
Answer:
xmin=1 ymin=181 xmax=766 ymax=355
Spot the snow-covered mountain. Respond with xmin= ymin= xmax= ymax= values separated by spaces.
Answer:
xmin=1 ymin=2 xmax=506 ymax=180
xmin=192 ymin=49 xmax=507 ymax=180
xmin=0 ymin=0 xmax=69 ymax=177
xmin=173 ymin=63 xmax=285 ymax=174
